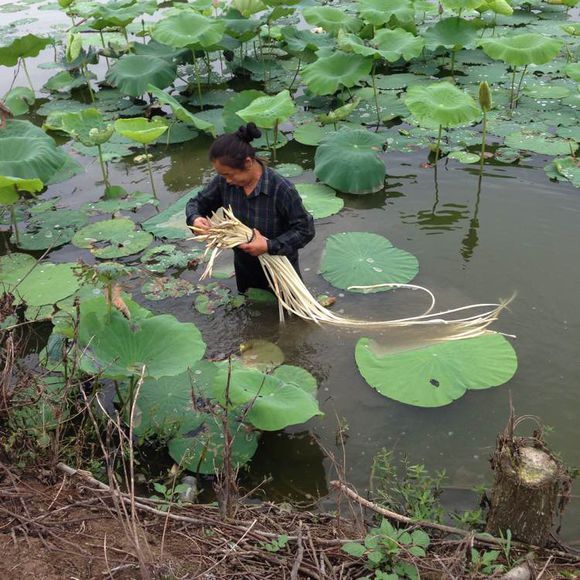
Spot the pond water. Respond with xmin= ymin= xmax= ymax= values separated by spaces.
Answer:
xmin=2 ymin=1 xmax=579 ymax=540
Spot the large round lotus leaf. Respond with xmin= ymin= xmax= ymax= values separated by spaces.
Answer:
xmin=213 ymin=366 xmax=322 ymax=431
xmin=314 ymin=129 xmax=386 ymax=194
xmin=275 ymin=163 xmax=304 ymax=177
xmin=0 ymin=120 xmax=79 ymax=183
xmin=240 ymin=339 xmax=284 ymax=371
xmin=272 ymin=365 xmax=317 ymax=395
xmin=522 ymin=84 xmax=571 ymax=99
xmin=58 ymin=108 xmax=113 ymax=147
xmin=294 ymin=123 xmax=340 ymax=146
xmin=295 ymin=183 xmax=344 ymax=219
xmin=372 ymin=28 xmax=425 ymax=62
xmin=78 ymin=307 xmax=206 ymax=379
xmin=106 ymin=55 xmax=176 ymax=98
xmin=479 ymin=34 xmax=563 ymax=66
xmin=168 ymin=412 xmax=258 ymax=474
xmin=114 ymin=117 xmax=168 ymax=145
xmin=72 ymin=218 xmax=153 ymax=258
xmin=424 ymin=17 xmax=483 ymax=51
xmin=302 ymin=6 xmax=362 ymax=35
xmin=355 ymin=334 xmax=518 ymax=407
xmin=356 ymin=0 xmax=416 ymax=32
xmin=504 ymin=131 xmax=576 ymax=156
xmin=404 ymin=82 xmax=481 ymax=128
xmin=152 ymin=12 xmax=226 ymax=49
xmin=223 ymin=89 xmax=266 ymax=133
xmin=302 ymin=52 xmax=372 ymax=96
xmin=320 ymin=232 xmax=418 ymax=292
xmin=236 ymin=90 xmax=296 ymax=130
xmin=0 ymin=34 xmax=51 ymax=66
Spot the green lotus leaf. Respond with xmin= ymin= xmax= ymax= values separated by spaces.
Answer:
xmin=168 ymin=412 xmax=259 ymax=474
xmin=147 ymin=85 xmax=216 ymax=136
xmin=236 ymin=90 xmax=296 ymax=130
xmin=477 ymin=0 xmax=513 ymax=15
xmin=223 ymin=90 xmax=266 ymax=133
xmin=274 ymin=163 xmax=304 ymax=177
xmin=295 ymin=183 xmax=344 ymax=219
xmin=240 ymin=339 xmax=284 ymax=371
xmin=0 ymin=120 xmax=82 ymax=183
xmin=545 ymin=156 xmax=580 ymax=187
xmin=142 ymin=189 xmax=200 ymax=239
xmin=302 ymin=52 xmax=372 ymax=96
xmin=281 ymin=26 xmax=334 ymax=56
xmin=320 ymin=232 xmax=418 ymax=292
xmin=88 ymin=0 xmax=157 ymax=30
xmin=0 ymin=175 xmax=43 ymax=194
xmin=479 ymin=33 xmax=563 ymax=66
xmin=563 ymin=62 xmax=580 ymax=82
xmin=355 ymin=334 xmax=518 ymax=407
xmin=314 ymin=129 xmax=386 ymax=194
xmin=293 ymin=123 xmax=341 ymax=146
xmin=58 ymin=108 xmax=113 ymax=147
xmin=78 ymin=300 xmax=206 ymax=379
xmin=447 ymin=151 xmax=480 ymax=164
xmin=72 ymin=218 xmax=153 ymax=258
xmin=213 ymin=366 xmax=322 ymax=431
xmin=43 ymin=70 xmax=89 ymax=93
xmin=372 ymin=28 xmax=425 ymax=62
xmin=302 ymin=6 xmax=362 ymax=36
xmin=349 ymin=91 xmax=408 ymax=124
xmin=504 ymin=130 xmax=576 ymax=156
xmin=522 ymin=84 xmax=571 ymax=99
xmin=142 ymin=276 xmax=196 ymax=301
xmin=0 ymin=34 xmax=51 ymax=67
xmin=404 ymin=82 xmax=481 ymax=128
xmin=316 ymin=97 xmax=361 ymax=125
xmin=272 ymin=364 xmax=317 ymax=395
xmin=71 ymin=133 xmax=135 ymax=162
xmin=231 ymin=0 xmax=266 ymax=16
xmin=424 ymin=17 xmax=483 ymax=51
xmin=114 ymin=117 xmax=168 ymax=145
xmin=337 ymin=31 xmax=379 ymax=58
xmin=221 ymin=8 xmax=261 ymax=42
xmin=140 ymin=244 xmax=203 ymax=273
xmin=441 ymin=0 xmax=482 ymax=10
xmin=106 ymin=55 xmax=176 ymax=98
xmin=152 ymin=12 xmax=226 ymax=49
xmin=4 ymin=87 xmax=35 ymax=116
xmin=356 ymin=0 xmax=416 ymax=32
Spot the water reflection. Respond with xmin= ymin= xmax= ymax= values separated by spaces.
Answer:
xmin=460 ymin=172 xmax=482 ymax=264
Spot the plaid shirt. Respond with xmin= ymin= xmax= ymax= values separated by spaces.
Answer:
xmin=185 ymin=163 xmax=315 ymax=256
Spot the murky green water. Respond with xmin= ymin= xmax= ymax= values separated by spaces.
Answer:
xmin=2 ymin=3 xmax=579 ymax=539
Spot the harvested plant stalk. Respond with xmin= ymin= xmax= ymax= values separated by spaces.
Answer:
xmin=191 ymin=208 xmax=511 ymax=341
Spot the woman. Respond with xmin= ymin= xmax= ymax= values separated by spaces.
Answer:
xmin=186 ymin=123 xmax=315 ymax=293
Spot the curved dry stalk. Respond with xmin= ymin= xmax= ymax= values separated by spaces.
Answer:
xmin=190 ymin=207 xmax=513 ymax=341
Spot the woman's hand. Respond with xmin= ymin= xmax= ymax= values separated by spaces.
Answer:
xmin=239 ymin=228 xmax=268 ymax=256
xmin=192 ymin=216 xmax=211 ymax=232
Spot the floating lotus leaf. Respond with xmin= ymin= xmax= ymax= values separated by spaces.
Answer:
xmin=522 ymin=84 xmax=571 ymax=99
xmin=545 ymin=156 xmax=580 ymax=187
xmin=372 ymin=28 xmax=425 ymax=62
xmin=152 ymin=12 xmax=226 ymax=49
xmin=441 ymin=0 xmax=482 ymax=10
xmin=106 ymin=55 xmax=176 ymax=97
xmin=140 ymin=244 xmax=202 ymax=273
xmin=349 ymin=92 xmax=408 ymax=124
xmin=404 ymin=82 xmax=481 ymax=128
xmin=295 ymin=183 xmax=344 ymax=219
xmin=213 ymin=366 xmax=322 ymax=431
xmin=275 ymin=163 xmax=304 ymax=177
xmin=194 ymin=283 xmax=243 ymax=314
xmin=83 ymin=191 xmax=157 ymax=214
xmin=192 ymin=108 xmax=225 ymax=136
xmin=240 ymin=339 xmax=285 ymax=371
xmin=114 ymin=117 xmax=168 ymax=145
xmin=302 ymin=52 xmax=372 ymax=96
xmin=302 ymin=6 xmax=362 ymax=35
xmin=0 ymin=253 xmax=79 ymax=307
xmin=294 ymin=123 xmax=341 ymax=146
xmin=236 ymin=90 xmax=295 ymax=130
xmin=78 ymin=300 xmax=206 ymax=379
xmin=447 ymin=151 xmax=480 ymax=164
xmin=355 ymin=334 xmax=518 ymax=407
xmin=0 ymin=120 xmax=82 ymax=183
xmin=142 ymin=189 xmax=199 ymax=239
xmin=223 ymin=89 xmax=266 ymax=133
xmin=0 ymin=34 xmax=51 ymax=66
xmin=479 ymin=33 xmax=563 ymax=66
xmin=4 ymin=87 xmax=35 ymax=116
xmin=142 ymin=277 xmax=196 ymax=301
xmin=494 ymin=147 xmax=521 ymax=164
xmin=147 ymin=85 xmax=216 ymax=136
xmin=320 ymin=232 xmax=418 ymax=292
xmin=314 ymin=129 xmax=386 ymax=194
xmin=424 ymin=17 xmax=483 ymax=51
xmin=168 ymin=412 xmax=259 ymax=474
xmin=563 ymin=62 xmax=580 ymax=82
xmin=504 ymin=130 xmax=576 ymax=156
xmin=72 ymin=218 xmax=153 ymax=258
xmin=374 ymin=73 xmax=428 ymax=90
xmin=356 ymin=0 xmax=416 ymax=32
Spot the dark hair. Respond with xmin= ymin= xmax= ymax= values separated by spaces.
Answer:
xmin=208 ymin=122 xmax=262 ymax=169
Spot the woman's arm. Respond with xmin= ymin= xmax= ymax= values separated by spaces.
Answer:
xmin=185 ymin=175 xmax=224 ymax=226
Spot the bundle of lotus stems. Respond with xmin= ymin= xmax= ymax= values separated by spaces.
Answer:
xmin=190 ymin=207 xmax=512 ymax=341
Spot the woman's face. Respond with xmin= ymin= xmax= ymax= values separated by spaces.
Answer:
xmin=212 ymin=157 xmax=254 ymax=187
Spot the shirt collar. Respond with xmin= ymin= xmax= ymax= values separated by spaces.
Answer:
xmin=250 ymin=160 xmax=269 ymax=197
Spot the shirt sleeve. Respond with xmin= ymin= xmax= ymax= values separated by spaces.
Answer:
xmin=185 ymin=176 xmax=224 ymax=226
xmin=267 ymin=185 xmax=315 ymax=256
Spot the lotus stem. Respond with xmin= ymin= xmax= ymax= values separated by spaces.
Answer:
xmin=513 ymin=65 xmax=528 ymax=110
xmin=83 ymin=64 xmax=95 ymax=103
xmin=509 ymin=67 xmax=517 ymax=113
xmin=450 ymin=49 xmax=456 ymax=80
xmin=192 ymin=51 xmax=204 ymax=111
xmin=480 ymin=110 xmax=487 ymax=172
xmin=272 ymin=120 xmax=278 ymax=163
xmin=434 ymin=124 xmax=443 ymax=163
xmin=10 ymin=204 xmax=19 ymax=245
xmin=287 ymin=58 xmax=301 ymax=93
xmin=143 ymin=143 xmax=158 ymax=199
xmin=20 ymin=58 xmax=34 ymax=92
xmin=189 ymin=207 xmax=512 ymax=342
xmin=96 ymin=144 xmax=110 ymax=188
xmin=371 ymin=63 xmax=381 ymax=131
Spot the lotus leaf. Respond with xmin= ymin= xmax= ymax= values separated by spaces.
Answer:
xmin=168 ymin=412 xmax=259 ymax=474
xmin=441 ymin=0 xmax=482 ymax=10
xmin=240 ymin=339 xmax=285 ymax=371
xmin=72 ymin=134 xmax=135 ymax=162
xmin=479 ymin=33 xmax=563 ymax=66
xmin=88 ymin=0 xmax=156 ymax=30
xmin=83 ymin=191 xmax=157 ymax=214
xmin=293 ymin=123 xmax=342 ymax=146
xmin=4 ymin=87 xmax=35 ymax=116
xmin=302 ymin=6 xmax=362 ymax=35
xmin=142 ymin=189 xmax=200 ymax=239
xmin=374 ymin=73 xmax=428 ymax=90
xmin=424 ymin=17 xmax=483 ymax=51
xmin=223 ymin=90 xmax=266 ymax=133
xmin=349 ymin=92 xmax=408 ymax=124
xmin=193 ymin=108 xmax=225 ymax=136
xmin=140 ymin=245 xmax=202 ymax=273
xmin=142 ymin=276 xmax=196 ymax=301
xmin=236 ymin=90 xmax=295 ymax=130
xmin=58 ymin=108 xmax=113 ymax=147
xmin=194 ymin=284 xmax=243 ymax=314
xmin=563 ymin=62 xmax=580 ymax=82
xmin=114 ymin=117 xmax=168 ymax=145
xmin=355 ymin=334 xmax=518 ymax=407
xmin=320 ymin=232 xmax=418 ymax=292
xmin=247 ymin=287 xmax=278 ymax=304
xmin=372 ymin=28 xmax=425 ymax=62
xmin=72 ymin=218 xmax=153 ymax=258
xmin=504 ymin=130 xmax=576 ymax=156
xmin=295 ymin=183 xmax=344 ymax=219
xmin=275 ymin=163 xmax=304 ymax=177
xmin=213 ymin=366 xmax=322 ymax=431
xmin=106 ymin=55 xmax=176 ymax=98
xmin=133 ymin=40 xmax=191 ymax=63
xmin=152 ymin=13 xmax=226 ymax=49
xmin=78 ymin=304 xmax=206 ymax=379
xmin=546 ymin=156 xmax=580 ymax=187
xmin=477 ymin=0 xmax=513 ymax=14
xmin=522 ymin=84 xmax=571 ymax=99
xmin=356 ymin=0 xmax=416 ymax=32
xmin=494 ymin=147 xmax=521 ymax=164
xmin=0 ymin=34 xmax=51 ymax=66
xmin=0 ymin=175 xmax=43 ymax=194
xmin=302 ymin=52 xmax=372 ymax=96
xmin=314 ymin=129 xmax=386 ymax=194
xmin=447 ymin=151 xmax=480 ymax=164
xmin=404 ymin=82 xmax=481 ymax=128
xmin=43 ymin=70 xmax=88 ymax=92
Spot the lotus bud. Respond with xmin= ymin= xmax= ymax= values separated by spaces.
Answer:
xmin=58 ymin=0 xmax=74 ymax=7
xmin=89 ymin=124 xmax=114 ymax=145
xmin=66 ymin=32 xmax=82 ymax=62
xmin=478 ymin=81 xmax=492 ymax=112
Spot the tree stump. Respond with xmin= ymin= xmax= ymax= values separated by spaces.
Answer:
xmin=486 ymin=414 xmax=571 ymax=547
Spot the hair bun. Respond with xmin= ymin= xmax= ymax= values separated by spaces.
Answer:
xmin=236 ymin=122 xmax=261 ymax=143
